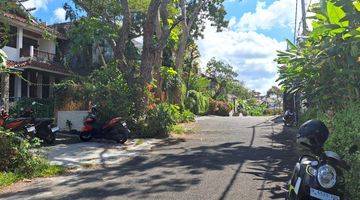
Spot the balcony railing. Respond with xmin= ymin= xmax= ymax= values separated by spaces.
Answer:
xmin=20 ymin=46 xmax=55 ymax=62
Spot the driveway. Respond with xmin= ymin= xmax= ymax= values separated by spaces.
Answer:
xmin=0 ymin=116 xmax=297 ymax=200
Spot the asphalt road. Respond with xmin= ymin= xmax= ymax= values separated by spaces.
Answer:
xmin=0 ymin=116 xmax=297 ymax=200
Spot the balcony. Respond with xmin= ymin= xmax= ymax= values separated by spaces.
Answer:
xmin=20 ymin=46 xmax=55 ymax=62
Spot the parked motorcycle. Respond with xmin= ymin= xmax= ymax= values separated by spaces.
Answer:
xmin=287 ymin=120 xmax=353 ymax=200
xmin=283 ymin=109 xmax=295 ymax=126
xmin=0 ymin=102 xmax=59 ymax=144
xmin=79 ymin=105 xmax=129 ymax=144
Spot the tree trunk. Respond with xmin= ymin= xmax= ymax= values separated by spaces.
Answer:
xmin=172 ymin=0 xmax=205 ymax=105
xmin=153 ymin=9 xmax=164 ymax=102
xmin=1 ymin=73 xmax=9 ymax=111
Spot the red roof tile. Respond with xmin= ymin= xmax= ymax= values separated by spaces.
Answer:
xmin=6 ymin=60 xmax=72 ymax=75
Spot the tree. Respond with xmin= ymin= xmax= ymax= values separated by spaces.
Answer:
xmin=266 ymin=86 xmax=282 ymax=109
xmin=276 ymin=0 xmax=360 ymax=111
xmin=205 ymin=58 xmax=238 ymax=100
xmin=172 ymin=0 xmax=228 ymax=104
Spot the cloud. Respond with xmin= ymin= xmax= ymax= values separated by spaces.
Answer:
xmin=196 ymin=19 xmax=287 ymax=94
xmin=22 ymin=0 xmax=52 ymax=13
xmin=237 ymin=0 xmax=296 ymax=31
xmin=53 ymin=7 xmax=67 ymax=23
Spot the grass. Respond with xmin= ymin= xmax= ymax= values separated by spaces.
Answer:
xmin=0 ymin=159 xmax=65 ymax=188
xmin=171 ymin=124 xmax=186 ymax=135
xmin=135 ymin=139 xmax=144 ymax=146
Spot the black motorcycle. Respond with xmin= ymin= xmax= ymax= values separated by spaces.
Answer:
xmin=18 ymin=102 xmax=59 ymax=144
xmin=283 ymin=110 xmax=295 ymax=126
xmin=287 ymin=120 xmax=353 ymax=200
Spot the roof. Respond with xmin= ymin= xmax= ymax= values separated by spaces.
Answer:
xmin=2 ymin=13 xmax=66 ymax=39
xmin=6 ymin=60 xmax=72 ymax=76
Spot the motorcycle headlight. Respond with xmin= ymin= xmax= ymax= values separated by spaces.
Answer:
xmin=317 ymin=164 xmax=336 ymax=189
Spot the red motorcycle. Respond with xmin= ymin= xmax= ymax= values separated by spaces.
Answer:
xmin=79 ymin=106 xmax=129 ymax=144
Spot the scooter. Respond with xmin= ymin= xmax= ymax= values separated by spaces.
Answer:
xmin=0 ymin=107 xmax=35 ymax=135
xmin=79 ymin=106 xmax=129 ymax=144
xmin=287 ymin=120 xmax=353 ymax=200
xmin=0 ymin=103 xmax=59 ymax=144
xmin=283 ymin=110 xmax=295 ymax=126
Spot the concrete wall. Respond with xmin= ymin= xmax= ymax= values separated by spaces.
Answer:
xmin=57 ymin=111 xmax=88 ymax=131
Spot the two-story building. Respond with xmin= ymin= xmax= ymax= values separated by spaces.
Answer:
xmin=1 ymin=7 xmax=71 ymax=102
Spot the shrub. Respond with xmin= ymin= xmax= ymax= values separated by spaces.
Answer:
xmin=324 ymin=103 xmax=360 ymax=200
xmin=208 ymin=99 xmax=232 ymax=116
xmin=179 ymin=109 xmax=196 ymax=123
xmin=263 ymin=108 xmax=283 ymax=116
xmin=300 ymin=102 xmax=360 ymax=199
xmin=142 ymin=103 xmax=179 ymax=138
xmin=55 ymin=64 xmax=134 ymax=123
xmin=0 ymin=129 xmax=63 ymax=187
xmin=10 ymin=98 xmax=55 ymax=118
xmin=185 ymin=90 xmax=209 ymax=115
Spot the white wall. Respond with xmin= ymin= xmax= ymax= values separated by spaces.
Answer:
xmin=2 ymin=46 xmax=19 ymax=61
xmin=57 ymin=111 xmax=88 ymax=131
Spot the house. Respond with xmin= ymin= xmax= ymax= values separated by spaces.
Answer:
xmin=1 ymin=5 xmax=71 ymax=103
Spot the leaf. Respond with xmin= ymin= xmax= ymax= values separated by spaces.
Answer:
xmin=327 ymin=1 xmax=348 ymax=27
xmin=353 ymin=1 xmax=360 ymax=12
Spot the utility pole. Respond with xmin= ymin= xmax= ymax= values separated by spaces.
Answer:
xmin=300 ymin=0 xmax=308 ymax=34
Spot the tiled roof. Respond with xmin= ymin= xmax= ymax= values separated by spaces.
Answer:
xmin=6 ymin=60 xmax=72 ymax=75
xmin=3 ymin=13 xmax=65 ymax=39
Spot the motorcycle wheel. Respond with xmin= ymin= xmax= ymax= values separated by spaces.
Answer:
xmin=37 ymin=126 xmax=55 ymax=145
xmin=112 ymin=126 xmax=128 ymax=144
xmin=80 ymin=131 xmax=93 ymax=142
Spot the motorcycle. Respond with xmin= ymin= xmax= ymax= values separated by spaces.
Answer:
xmin=283 ymin=110 xmax=295 ymax=126
xmin=0 ymin=102 xmax=59 ymax=144
xmin=287 ymin=120 xmax=354 ymax=200
xmin=79 ymin=106 xmax=129 ymax=144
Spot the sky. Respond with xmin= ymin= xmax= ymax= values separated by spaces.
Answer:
xmin=23 ymin=0 xmax=303 ymax=94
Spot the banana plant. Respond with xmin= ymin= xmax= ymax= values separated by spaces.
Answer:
xmin=276 ymin=0 xmax=360 ymax=111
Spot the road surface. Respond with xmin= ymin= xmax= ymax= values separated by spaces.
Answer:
xmin=0 ymin=116 xmax=297 ymax=200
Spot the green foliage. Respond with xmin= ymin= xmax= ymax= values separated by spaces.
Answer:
xmin=56 ymin=63 xmax=134 ymax=122
xmin=238 ymin=99 xmax=267 ymax=116
xmin=179 ymin=109 xmax=196 ymax=123
xmin=142 ymin=103 xmax=179 ymax=138
xmin=185 ymin=90 xmax=210 ymax=115
xmin=277 ymin=0 xmax=360 ymax=112
xmin=263 ymin=108 xmax=283 ymax=116
xmin=324 ymin=103 xmax=360 ymax=200
xmin=208 ymin=99 xmax=232 ymax=116
xmin=301 ymin=102 xmax=360 ymax=200
xmin=0 ymin=129 xmax=63 ymax=187
xmin=205 ymin=58 xmax=238 ymax=100
xmin=161 ymin=66 xmax=182 ymax=91
xmin=10 ymin=98 xmax=55 ymax=118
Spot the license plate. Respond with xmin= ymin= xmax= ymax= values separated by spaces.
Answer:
xmin=310 ymin=188 xmax=340 ymax=200
xmin=51 ymin=126 xmax=60 ymax=133
xmin=294 ymin=177 xmax=301 ymax=194
xmin=26 ymin=126 xmax=36 ymax=132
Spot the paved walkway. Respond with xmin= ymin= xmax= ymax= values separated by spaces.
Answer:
xmin=0 ymin=116 xmax=297 ymax=200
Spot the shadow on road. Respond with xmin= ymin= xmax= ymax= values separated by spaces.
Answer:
xmin=0 ymin=117 xmax=297 ymax=200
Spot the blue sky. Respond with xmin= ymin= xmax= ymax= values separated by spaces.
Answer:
xmin=24 ymin=0 xmax=299 ymax=94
